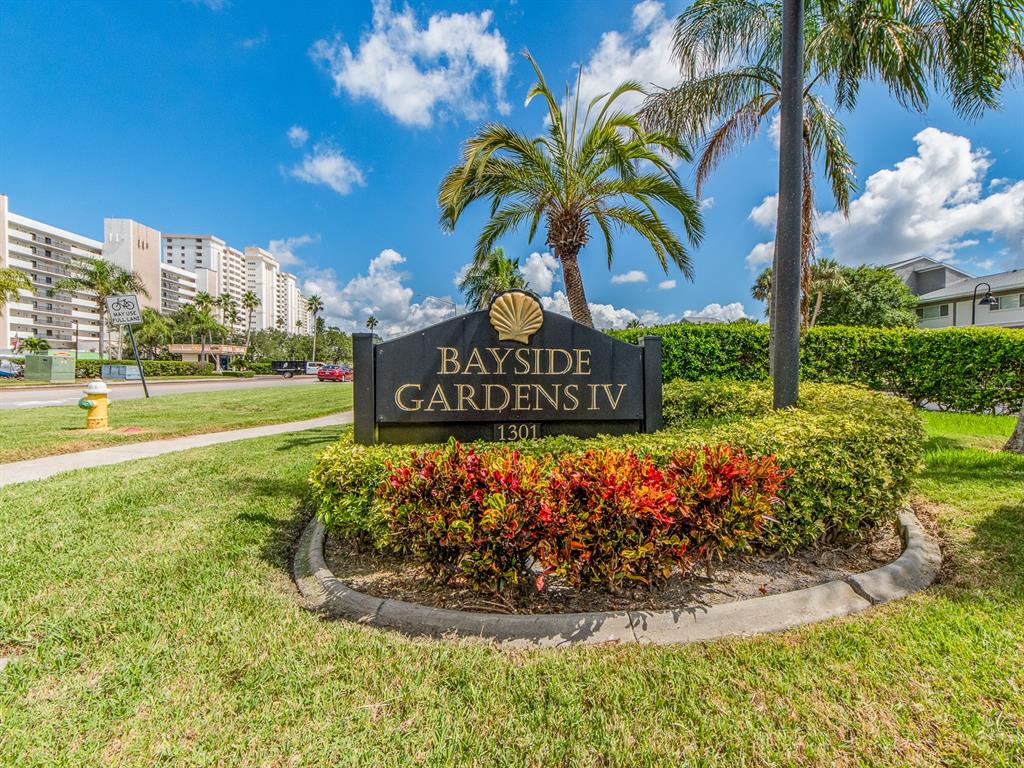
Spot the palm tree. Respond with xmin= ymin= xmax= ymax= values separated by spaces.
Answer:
xmin=217 ymin=294 xmax=238 ymax=328
xmin=56 ymin=257 xmax=149 ymax=359
xmin=306 ymin=294 xmax=324 ymax=362
xmin=458 ymin=247 xmax=528 ymax=310
xmin=20 ymin=336 xmax=50 ymax=354
xmin=193 ymin=292 xmax=215 ymax=315
xmin=643 ymin=0 xmax=1024 ymax=327
xmin=365 ymin=315 xmax=379 ymax=334
xmin=0 ymin=267 xmax=31 ymax=310
xmin=752 ymin=257 xmax=846 ymax=329
xmin=439 ymin=53 xmax=704 ymax=328
xmin=135 ymin=308 xmax=174 ymax=357
xmin=241 ymin=291 xmax=260 ymax=352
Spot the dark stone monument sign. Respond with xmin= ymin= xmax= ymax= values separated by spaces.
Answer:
xmin=353 ymin=290 xmax=662 ymax=444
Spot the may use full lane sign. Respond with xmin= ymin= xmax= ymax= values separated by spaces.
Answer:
xmin=353 ymin=290 xmax=662 ymax=445
xmin=105 ymin=295 xmax=142 ymax=326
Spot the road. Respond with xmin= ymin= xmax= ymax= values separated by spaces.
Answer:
xmin=0 ymin=376 xmax=323 ymax=409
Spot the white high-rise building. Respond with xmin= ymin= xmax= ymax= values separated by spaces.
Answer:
xmin=1 ymin=194 xmax=103 ymax=354
xmin=244 ymin=246 xmax=281 ymax=331
xmin=161 ymin=233 xmax=247 ymax=329
xmin=276 ymin=271 xmax=308 ymax=333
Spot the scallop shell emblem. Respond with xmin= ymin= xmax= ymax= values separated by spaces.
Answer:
xmin=489 ymin=291 xmax=544 ymax=344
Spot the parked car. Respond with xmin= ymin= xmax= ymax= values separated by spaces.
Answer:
xmin=0 ymin=355 xmax=24 ymax=379
xmin=317 ymin=364 xmax=352 ymax=382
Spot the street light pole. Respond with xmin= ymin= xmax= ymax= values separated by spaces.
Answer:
xmin=415 ymin=294 xmax=458 ymax=318
xmin=971 ymin=282 xmax=994 ymax=325
xmin=771 ymin=0 xmax=804 ymax=409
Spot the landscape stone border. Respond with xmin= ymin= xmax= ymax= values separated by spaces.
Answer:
xmin=292 ymin=508 xmax=941 ymax=648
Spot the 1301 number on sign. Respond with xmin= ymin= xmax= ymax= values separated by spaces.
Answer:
xmin=493 ymin=423 xmax=541 ymax=441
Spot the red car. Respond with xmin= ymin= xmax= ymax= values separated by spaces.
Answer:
xmin=317 ymin=365 xmax=353 ymax=382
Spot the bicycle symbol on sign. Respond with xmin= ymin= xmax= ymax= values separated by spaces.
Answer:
xmin=111 ymin=297 xmax=136 ymax=313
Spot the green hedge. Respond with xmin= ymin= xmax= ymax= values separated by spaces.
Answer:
xmin=611 ymin=324 xmax=1024 ymax=413
xmin=310 ymin=382 xmax=924 ymax=552
xmin=76 ymin=359 xmax=215 ymax=378
xmin=230 ymin=359 xmax=272 ymax=374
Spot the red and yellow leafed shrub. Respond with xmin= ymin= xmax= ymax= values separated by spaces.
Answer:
xmin=383 ymin=442 xmax=552 ymax=591
xmin=381 ymin=439 xmax=791 ymax=593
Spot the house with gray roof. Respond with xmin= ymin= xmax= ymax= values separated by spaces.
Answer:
xmin=887 ymin=256 xmax=1024 ymax=329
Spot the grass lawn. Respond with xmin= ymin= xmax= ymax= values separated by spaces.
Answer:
xmin=0 ymin=410 xmax=1021 ymax=766
xmin=0 ymin=376 xmax=230 ymax=387
xmin=0 ymin=383 xmax=352 ymax=463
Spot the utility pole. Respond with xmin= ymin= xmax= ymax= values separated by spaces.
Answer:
xmin=772 ymin=0 xmax=804 ymax=409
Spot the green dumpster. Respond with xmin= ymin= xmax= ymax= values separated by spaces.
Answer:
xmin=23 ymin=354 xmax=76 ymax=383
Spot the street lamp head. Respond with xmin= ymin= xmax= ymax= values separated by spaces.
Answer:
xmin=978 ymin=291 xmax=997 ymax=306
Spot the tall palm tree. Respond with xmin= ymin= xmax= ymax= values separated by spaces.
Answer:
xmin=0 ymin=267 xmax=31 ymax=310
xmin=135 ymin=308 xmax=175 ymax=357
xmin=365 ymin=315 xmax=379 ymax=334
xmin=439 ymin=53 xmax=704 ymax=328
xmin=56 ymin=257 xmax=149 ymax=359
xmin=458 ymin=247 xmax=528 ymax=310
xmin=643 ymin=0 xmax=1023 ymax=327
xmin=241 ymin=290 xmax=260 ymax=352
xmin=193 ymin=291 xmax=215 ymax=315
xmin=306 ymin=295 xmax=324 ymax=362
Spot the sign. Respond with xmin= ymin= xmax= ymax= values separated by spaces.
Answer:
xmin=354 ymin=290 xmax=662 ymax=445
xmin=105 ymin=295 xmax=142 ymax=326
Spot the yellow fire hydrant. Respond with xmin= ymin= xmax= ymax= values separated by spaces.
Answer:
xmin=78 ymin=379 xmax=111 ymax=430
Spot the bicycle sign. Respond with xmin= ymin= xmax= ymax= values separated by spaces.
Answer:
xmin=105 ymin=294 xmax=142 ymax=326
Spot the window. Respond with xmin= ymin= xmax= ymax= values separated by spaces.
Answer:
xmin=991 ymin=293 xmax=1023 ymax=311
xmin=916 ymin=304 xmax=949 ymax=320
xmin=44 ymin=237 xmax=51 ymax=244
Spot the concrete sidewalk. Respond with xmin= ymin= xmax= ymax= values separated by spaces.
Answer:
xmin=0 ymin=411 xmax=352 ymax=488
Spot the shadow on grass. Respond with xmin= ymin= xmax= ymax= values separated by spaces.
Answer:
xmin=965 ymin=503 xmax=1024 ymax=598
xmin=274 ymin=428 xmax=346 ymax=451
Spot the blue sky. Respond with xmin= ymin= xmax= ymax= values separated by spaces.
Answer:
xmin=2 ymin=0 xmax=1022 ymax=333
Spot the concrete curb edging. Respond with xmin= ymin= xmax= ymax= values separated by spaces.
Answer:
xmin=292 ymin=508 xmax=941 ymax=648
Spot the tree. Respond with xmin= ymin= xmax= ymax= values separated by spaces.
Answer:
xmin=365 ymin=315 xmax=379 ymax=334
xmin=643 ymin=0 xmax=1024 ymax=327
xmin=439 ymin=52 xmax=704 ymax=328
xmin=134 ymin=308 xmax=174 ymax=357
xmin=56 ymin=257 xmax=149 ymax=359
xmin=193 ymin=292 xmax=215 ymax=315
xmin=307 ymin=294 xmax=324 ymax=362
xmin=1006 ymin=405 xmax=1024 ymax=454
xmin=20 ymin=336 xmax=50 ymax=353
xmin=816 ymin=266 xmax=918 ymax=327
xmin=753 ymin=262 xmax=916 ymax=328
xmin=0 ymin=267 xmax=31 ymax=310
xmin=457 ymin=247 xmax=528 ymax=310
xmin=241 ymin=291 xmax=260 ymax=352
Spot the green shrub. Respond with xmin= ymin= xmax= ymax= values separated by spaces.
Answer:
xmin=76 ymin=359 xmax=215 ymax=378
xmin=310 ymin=383 xmax=924 ymax=554
xmin=221 ymin=370 xmax=255 ymax=378
xmin=613 ymin=324 xmax=1024 ymax=412
xmin=230 ymin=359 xmax=272 ymax=374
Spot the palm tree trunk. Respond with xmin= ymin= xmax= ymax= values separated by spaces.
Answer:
xmin=311 ymin=314 xmax=317 ymax=362
xmin=557 ymin=249 xmax=594 ymax=328
xmin=809 ymin=290 xmax=824 ymax=328
xmin=800 ymin=128 xmax=815 ymax=329
xmin=1005 ymin=404 xmax=1024 ymax=454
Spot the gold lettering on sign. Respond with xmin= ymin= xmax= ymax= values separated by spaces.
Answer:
xmin=487 ymin=347 xmax=513 ymax=374
xmin=395 ymin=384 xmax=422 ymax=411
xmin=484 ymin=383 xmax=511 ymax=410
xmin=438 ymin=347 xmax=459 ymax=375
xmin=463 ymin=348 xmax=487 ymax=375
xmin=425 ymin=384 xmax=452 ymax=412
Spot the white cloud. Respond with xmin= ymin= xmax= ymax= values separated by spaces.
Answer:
xmin=240 ymin=31 xmax=268 ymax=49
xmin=188 ymin=0 xmax=228 ymax=10
xmin=819 ymin=128 xmax=1024 ymax=266
xmin=700 ymin=196 xmax=715 ymax=210
xmin=287 ymin=125 xmax=309 ymax=148
xmin=684 ymin=302 xmax=749 ymax=322
xmin=745 ymin=241 xmax=774 ymax=271
xmin=310 ymin=0 xmax=510 ymax=127
xmin=749 ymin=195 xmax=778 ymax=228
xmin=610 ymin=269 xmax=648 ymax=284
xmin=541 ymin=291 xmax=641 ymax=329
xmin=574 ymin=1 xmax=679 ymax=116
xmin=267 ymin=234 xmax=319 ymax=268
xmin=658 ymin=279 xmax=676 ymax=290
xmin=974 ymin=258 xmax=995 ymax=271
xmin=288 ymin=143 xmax=365 ymax=195
xmin=521 ymin=251 xmax=560 ymax=295
xmin=768 ymin=113 xmax=781 ymax=149
xmin=301 ymin=249 xmax=455 ymax=337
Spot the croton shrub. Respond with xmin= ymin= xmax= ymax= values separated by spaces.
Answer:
xmin=381 ymin=441 xmax=789 ymax=592
xmin=309 ymin=382 xmax=925 ymax=591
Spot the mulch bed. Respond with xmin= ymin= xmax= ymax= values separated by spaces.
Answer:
xmin=323 ymin=522 xmax=902 ymax=615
